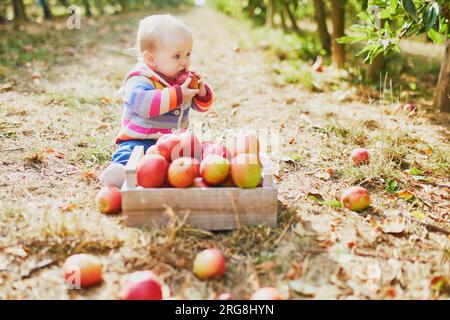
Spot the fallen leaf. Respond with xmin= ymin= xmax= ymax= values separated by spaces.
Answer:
xmin=100 ymin=97 xmax=111 ymax=105
xmin=314 ymin=171 xmax=331 ymax=181
xmin=410 ymin=211 xmax=426 ymax=220
xmin=396 ymin=189 xmax=414 ymax=200
xmin=4 ymin=246 xmax=28 ymax=258
xmin=59 ymin=203 xmax=77 ymax=212
xmin=289 ymin=137 xmax=296 ymax=145
xmin=82 ymin=170 xmax=97 ymax=181
xmin=307 ymin=192 xmax=325 ymax=202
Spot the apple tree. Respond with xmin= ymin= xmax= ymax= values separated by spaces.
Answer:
xmin=339 ymin=0 xmax=450 ymax=112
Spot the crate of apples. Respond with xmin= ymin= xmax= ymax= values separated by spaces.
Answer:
xmin=120 ymin=131 xmax=277 ymax=230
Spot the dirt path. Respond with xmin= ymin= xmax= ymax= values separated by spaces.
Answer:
xmin=0 ymin=6 xmax=449 ymax=299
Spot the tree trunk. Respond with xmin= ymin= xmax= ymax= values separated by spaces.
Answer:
xmin=266 ymin=0 xmax=274 ymax=28
xmin=282 ymin=0 xmax=301 ymax=34
xmin=433 ymin=38 xmax=450 ymax=113
xmin=278 ymin=1 xmax=288 ymax=33
xmin=12 ymin=0 xmax=27 ymax=21
xmin=39 ymin=0 xmax=53 ymax=20
xmin=313 ymin=0 xmax=331 ymax=55
xmin=330 ymin=0 xmax=345 ymax=67
xmin=82 ymin=0 xmax=92 ymax=16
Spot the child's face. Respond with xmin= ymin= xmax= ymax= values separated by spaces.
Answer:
xmin=144 ymin=32 xmax=193 ymax=80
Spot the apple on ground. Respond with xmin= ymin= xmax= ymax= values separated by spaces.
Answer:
xmin=121 ymin=271 xmax=163 ymax=300
xmin=63 ymin=254 xmax=102 ymax=289
xmin=156 ymin=134 xmax=181 ymax=162
xmin=168 ymin=157 xmax=197 ymax=188
xmin=95 ymin=185 xmax=122 ymax=214
xmin=341 ymin=186 xmax=371 ymax=212
xmin=193 ymin=248 xmax=225 ymax=280
xmin=200 ymin=154 xmax=231 ymax=186
xmin=350 ymin=148 xmax=370 ymax=166
xmin=250 ymin=287 xmax=283 ymax=300
xmin=231 ymin=153 xmax=262 ymax=188
xmin=136 ymin=154 xmax=169 ymax=188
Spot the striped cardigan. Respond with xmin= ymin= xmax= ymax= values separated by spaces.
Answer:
xmin=115 ymin=62 xmax=214 ymax=143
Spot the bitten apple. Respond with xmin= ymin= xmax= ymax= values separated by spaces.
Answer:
xmin=176 ymin=70 xmax=199 ymax=89
xmin=168 ymin=157 xmax=197 ymax=188
xmin=350 ymin=148 xmax=370 ymax=166
xmin=231 ymin=153 xmax=262 ymax=188
xmin=121 ymin=271 xmax=163 ymax=300
xmin=193 ymin=249 xmax=225 ymax=280
xmin=341 ymin=186 xmax=371 ymax=212
xmin=95 ymin=185 xmax=122 ymax=214
xmin=250 ymin=287 xmax=282 ymax=300
xmin=200 ymin=154 xmax=231 ymax=186
xmin=136 ymin=154 xmax=169 ymax=188
xmin=63 ymin=254 xmax=102 ymax=289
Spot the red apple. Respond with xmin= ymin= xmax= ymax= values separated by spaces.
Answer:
xmin=63 ymin=254 xmax=102 ymax=289
xmin=176 ymin=70 xmax=199 ymax=89
xmin=250 ymin=287 xmax=282 ymax=300
xmin=193 ymin=158 xmax=201 ymax=176
xmin=156 ymin=134 xmax=181 ymax=162
xmin=192 ymin=177 xmax=210 ymax=188
xmin=121 ymin=271 xmax=163 ymax=300
xmin=202 ymin=142 xmax=232 ymax=160
xmin=200 ymin=154 xmax=231 ymax=186
xmin=350 ymin=148 xmax=370 ymax=166
xmin=145 ymin=144 xmax=160 ymax=156
xmin=176 ymin=131 xmax=202 ymax=160
xmin=229 ymin=132 xmax=260 ymax=157
xmin=95 ymin=185 xmax=122 ymax=214
xmin=193 ymin=248 xmax=225 ymax=280
xmin=231 ymin=153 xmax=262 ymax=188
xmin=341 ymin=186 xmax=371 ymax=212
xmin=168 ymin=157 xmax=197 ymax=188
xmin=136 ymin=154 xmax=169 ymax=188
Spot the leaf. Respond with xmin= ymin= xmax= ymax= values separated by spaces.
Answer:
xmin=59 ymin=203 xmax=77 ymax=212
xmin=386 ymin=179 xmax=399 ymax=194
xmin=427 ymin=28 xmax=445 ymax=44
xmin=409 ymin=167 xmax=424 ymax=176
xmin=321 ymin=200 xmax=343 ymax=208
xmin=314 ymin=171 xmax=331 ymax=181
xmin=410 ymin=211 xmax=426 ymax=220
xmin=307 ymin=192 xmax=325 ymax=202
xmin=423 ymin=3 xmax=439 ymax=32
xmin=402 ymin=0 xmax=418 ymax=20
xmin=396 ymin=189 xmax=415 ymax=200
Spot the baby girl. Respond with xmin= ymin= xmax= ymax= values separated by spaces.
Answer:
xmin=100 ymin=14 xmax=214 ymax=187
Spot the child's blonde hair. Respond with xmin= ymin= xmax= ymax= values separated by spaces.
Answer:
xmin=136 ymin=14 xmax=192 ymax=56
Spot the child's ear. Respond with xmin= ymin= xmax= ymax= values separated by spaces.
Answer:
xmin=142 ymin=51 xmax=156 ymax=68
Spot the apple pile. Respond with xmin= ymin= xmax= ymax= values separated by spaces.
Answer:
xmin=137 ymin=131 xmax=263 ymax=189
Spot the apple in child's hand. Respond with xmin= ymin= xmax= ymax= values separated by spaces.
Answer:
xmin=193 ymin=249 xmax=225 ymax=280
xmin=156 ymin=134 xmax=181 ymax=162
xmin=176 ymin=131 xmax=202 ymax=160
xmin=192 ymin=177 xmax=210 ymax=188
xmin=341 ymin=186 xmax=371 ymax=212
xmin=200 ymin=154 xmax=231 ymax=186
xmin=137 ymin=154 xmax=169 ymax=188
xmin=95 ymin=185 xmax=122 ymax=214
xmin=350 ymin=148 xmax=370 ymax=166
xmin=168 ymin=157 xmax=197 ymax=188
xmin=63 ymin=254 xmax=102 ymax=289
xmin=121 ymin=271 xmax=163 ymax=300
xmin=231 ymin=153 xmax=262 ymax=189
xmin=176 ymin=70 xmax=199 ymax=89
xmin=229 ymin=132 xmax=260 ymax=157
xmin=202 ymin=142 xmax=232 ymax=160
xmin=250 ymin=287 xmax=282 ymax=300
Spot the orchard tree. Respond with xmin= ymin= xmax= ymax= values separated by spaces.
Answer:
xmin=340 ymin=0 xmax=450 ymax=112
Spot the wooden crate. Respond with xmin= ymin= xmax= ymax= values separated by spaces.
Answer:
xmin=121 ymin=146 xmax=278 ymax=230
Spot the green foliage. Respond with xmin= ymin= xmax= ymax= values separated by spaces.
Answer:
xmin=339 ymin=0 xmax=449 ymax=63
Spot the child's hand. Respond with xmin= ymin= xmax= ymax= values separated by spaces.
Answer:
xmin=191 ymin=70 xmax=207 ymax=97
xmin=180 ymin=78 xmax=200 ymax=103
